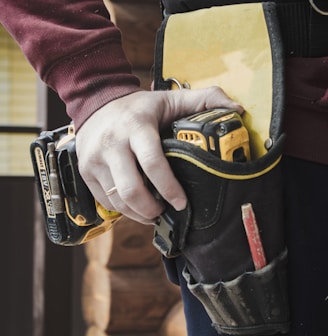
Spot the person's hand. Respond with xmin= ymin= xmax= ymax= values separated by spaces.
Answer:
xmin=76 ymin=87 xmax=243 ymax=224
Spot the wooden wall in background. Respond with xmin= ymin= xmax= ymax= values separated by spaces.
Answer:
xmin=83 ymin=218 xmax=186 ymax=336
xmin=82 ymin=1 xmax=187 ymax=335
xmin=104 ymin=0 xmax=161 ymax=89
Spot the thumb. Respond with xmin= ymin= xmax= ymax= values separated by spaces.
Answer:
xmin=163 ymin=86 xmax=244 ymax=122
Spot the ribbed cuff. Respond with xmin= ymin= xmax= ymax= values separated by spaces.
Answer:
xmin=44 ymin=39 xmax=142 ymax=131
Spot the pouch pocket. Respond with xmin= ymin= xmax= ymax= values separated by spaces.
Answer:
xmin=184 ymin=249 xmax=290 ymax=335
xmin=159 ymin=134 xmax=290 ymax=335
xmin=172 ymin=140 xmax=286 ymax=283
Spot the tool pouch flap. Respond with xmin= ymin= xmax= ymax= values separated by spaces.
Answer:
xmin=154 ymin=2 xmax=284 ymax=158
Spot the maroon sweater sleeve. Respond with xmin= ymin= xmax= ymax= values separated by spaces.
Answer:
xmin=0 ymin=0 xmax=141 ymax=130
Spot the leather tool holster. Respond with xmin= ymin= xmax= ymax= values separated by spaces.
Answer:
xmin=153 ymin=3 xmax=290 ymax=335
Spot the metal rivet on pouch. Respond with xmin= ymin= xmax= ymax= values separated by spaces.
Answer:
xmin=264 ymin=138 xmax=273 ymax=150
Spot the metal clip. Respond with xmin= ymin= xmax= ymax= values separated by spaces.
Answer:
xmin=165 ymin=77 xmax=191 ymax=90
xmin=309 ymin=0 xmax=328 ymax=16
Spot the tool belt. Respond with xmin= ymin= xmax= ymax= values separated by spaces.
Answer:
xmin=153 ymin=3 xmax=290 ymax=335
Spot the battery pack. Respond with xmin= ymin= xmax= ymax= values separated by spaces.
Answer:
xmin=30 ymin=125 xmax=122 ymax=245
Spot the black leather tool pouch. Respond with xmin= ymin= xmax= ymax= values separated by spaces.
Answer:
xmin=153 ymin=2 xmax=290 ymax=334
xmin=158 ymin=135 xmax=290 ymax=334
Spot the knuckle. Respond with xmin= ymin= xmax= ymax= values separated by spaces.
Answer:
xmin=118 ymin=186 xmax=162 ymax=220
xmin=77 ymin=159 xmax=89 ymax=178
xmin=100 ymin=131 xmax=117 ymax=149
xmin=78 ymin=153 xmax=95 ymax=174
xmin=119 ymin=185 xmax=139 ymax=204
xmin=139 ymin=150 xmax=163 ymax=172
xmin=208 ymin=85 xmax=224 ymax=96
xmin=111 ymin=202 xmax=129 ymax=215
xmin=142 ymin=158 xmax=160 ymax=174
xmin=141 ymin=209 xmax=160 ymax=221
xmin=158 ymin=186 xmax=176 ymax=202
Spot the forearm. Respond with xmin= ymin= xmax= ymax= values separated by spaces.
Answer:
xmin=0 ymin=0 xmax=141 ymax=130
